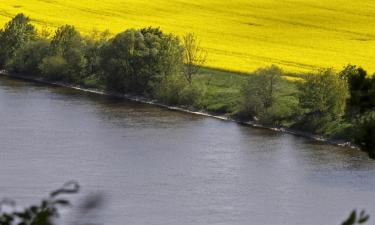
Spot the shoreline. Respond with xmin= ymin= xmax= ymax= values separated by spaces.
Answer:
xmin=0 ymin=70 xmax=358 ymax=150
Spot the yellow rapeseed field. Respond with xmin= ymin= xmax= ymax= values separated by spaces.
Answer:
xmin=1 ymin=0 xmax=375 ymax=73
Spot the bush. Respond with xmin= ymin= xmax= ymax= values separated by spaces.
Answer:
xmin=179 ymin=83 xmax=205 ymax=107
xmin=152 ymin=74 xmax=186 ymax=105
xmin=152 ymin=74 xmax=203 ymax=107
xmin=354 ymin=111 xmax=375 ymax=158
xmin=239 ymin=65 xmax=284 ymax=124
xmin=6 ymin=39 xmax=49 ymax=75
xmin=258 ymin=99 xmax=298 ymax=126
xmin=296 ymin=69 xmax=349 ymax=134
xmin=39 ymin=55 xmax=69 ymax=81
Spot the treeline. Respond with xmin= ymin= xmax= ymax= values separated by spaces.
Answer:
xmin=0 ymin=13 xmax=205 ymax=107
xmin=238 ymin=65 xmax=375 ymax=157
xmin=0 ymin=14 xmax=374 ymax=156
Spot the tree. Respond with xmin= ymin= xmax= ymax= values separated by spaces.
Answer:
xmin=6 ymin=39 xmax=50 ymax=75
xmin=354 ymin=111 xmax=375 ymax=158
xmin=47 ymin=25 xmax=87 ymax=83
xmin=39 ymin=55 xmax=69 ymax=81
xmin=83 ymin=29 xmax=110 ymax=76
xmin=152 ymin=73 xmax=204 ymax=106
xmin=100 ymin=28 xmax=183 ymax=93
xmin=0 ymin=13 xmax=37 ymax=68
xmin=182 ymin=33 xmax=207 ymax=84
xmin=339 ymin=65 xmax=375 ymax=113
xmin=239 ymin=65 xmax=283 ymax=123
xmin=297 ymin=69 xmax=349 ymax=134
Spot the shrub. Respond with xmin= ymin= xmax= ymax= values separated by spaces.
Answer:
xmin=152 ymin=74 xmax=204 ymax=107
xmin=39 ymin=55 xmax=69 ymax=81
xmin=354 ymin=111 xmax=375 ymax=158
xmin=179 ymin=83 xmax=205 ymax=107
xmin=152 ymin=74 xmax=186 ymax=105
xmin=239 ymin=65 xmax=284 ymax=124
xmin=6 ymin=39 xmax=49 ymax=75
xmin=297 ymin=69 xmax=349 ymax=134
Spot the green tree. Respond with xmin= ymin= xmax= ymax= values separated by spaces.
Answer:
xmin=153 ymin=74 xmax=187 ymax=105
xmin=339 ymin=65 xmax=375 ymax=113
xmin=6 ymin=39 xmax=50 ymax=75
xmin=152 ymin=73 xmax=204 ymax=106
xmin=83 ymin=29 xmax=110 ymax=76
xmin=100 ymin=27 xmax=183 ymax=93
xmin=39 ymin=55 xmax=69 ymax=81
xmin=239 ymin=65 xmax=283 ymax=124
xmin=354 ymin=111 xmax=375 ymax=158
xmin=0 ymin=13 xmax=37 ymax=68
xmin=46 ymin=25 xmax=87 ymax=83
xmin=297 ymin=69 xmax=349 ymax=134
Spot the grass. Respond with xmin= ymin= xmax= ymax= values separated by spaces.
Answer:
xmin=194 ymin=68 xmax=245 ymax=114
xmin=1 ymin=0 xmax=375 ymax=74
xmin=193 ymin=67 xmax=298 ymax=116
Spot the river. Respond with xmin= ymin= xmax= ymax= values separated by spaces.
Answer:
xmin=1 ymin=76 xmax=375 ymax=225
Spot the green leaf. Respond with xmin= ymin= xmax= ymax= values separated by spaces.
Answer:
xmin=342 ymin=210 xmax=357 ymax=225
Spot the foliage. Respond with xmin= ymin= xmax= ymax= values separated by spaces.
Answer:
xmin=179 ymin=82 xmax=205 ymax=107
xmin=0 ymin=181 xmax=79 ymax=225
xmin=342 ymin=210 xmax=369 ymax=225
xmin=296 ymin=69 xmax=349 ymax=134
xmin=339 ymin=65 xmax=375 ymax=113
xmin=47 ymin=25 xmax=87 ymax=83
xmin=0 ymin=13 xmax=37 ymax=68
xmin=39 ymin=55 xmax=69 ymax=81
xmin=100 ymin=27 xmax=183 ymax=93
xmin=239 ymin=65 xmax=285 ymax=124
xmin=152 ymin=74 xmax=204 ymax=107
xmin=152 ymin=74 xmax=186 ymax=105
xmin=83 ymin=29 xmax=110 ymax=77
xmin=6 ymin=39 xmax=49 ymax=75
xmin=354 ymin=111 xmax=375 ymax=158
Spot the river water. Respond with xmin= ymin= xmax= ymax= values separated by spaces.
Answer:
xmin=1 ymin=76 xmax=375 ymax=225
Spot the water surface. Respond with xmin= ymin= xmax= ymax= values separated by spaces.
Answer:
xmin=1 ymin=77 xmax=374 ymax=225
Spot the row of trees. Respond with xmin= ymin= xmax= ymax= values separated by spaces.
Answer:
xmin=0 ymin=14 xmax=206 ymax=106
xmin=239 ymin=65 xmax=375 ymax=157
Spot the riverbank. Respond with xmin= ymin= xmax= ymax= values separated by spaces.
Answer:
xmin=0 ymin=70 xmax=357 ymax=149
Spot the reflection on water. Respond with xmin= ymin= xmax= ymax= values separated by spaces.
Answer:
xmin=0 ymin=77 xmax=374 ymax=225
